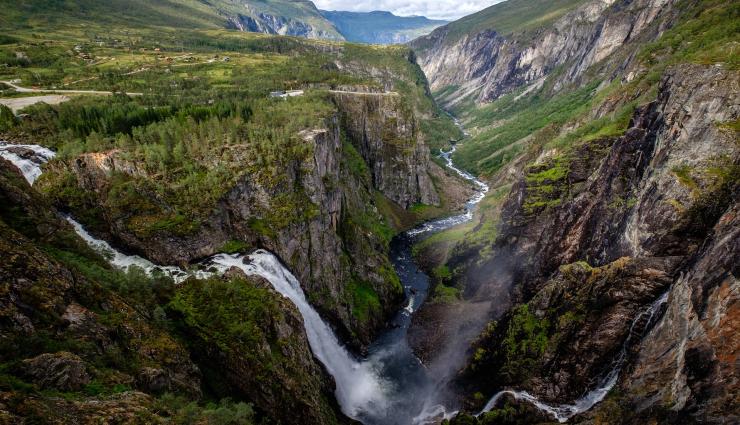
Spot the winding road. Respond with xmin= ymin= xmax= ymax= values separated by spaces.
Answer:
xmin=1 ymin=80 xmax=143 ymax=96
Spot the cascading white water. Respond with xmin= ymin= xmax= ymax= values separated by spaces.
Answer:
xmin=0 ymin=141 xmax=56 ymax=185
xmin=478 ymin=291 xmax=671 ymax=422
xmin=66 ymin=217 xmax=201 ymax=284
xmin=70 ymin=217 xmax=388 ymax=418
xmin=71 ymin=229 xmax=388 ymax=418
xmin=0 ymin=142 xmax=386 ymax=420
xmin=206 ymin=253 xmax=388 ymax=418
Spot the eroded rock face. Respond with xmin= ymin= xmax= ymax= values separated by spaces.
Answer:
xmin=332 ymin=92 xmax=440 ymax=208
xmin=21 ymin=352 xmax=90 ymax=391
xmin=228 ymin=12 xmax=344 ymax=41
xmin=624 ymin=204 xmax=739 ymax=422
xmin=450 ymin=64 xmax=738 ymax=420
xmin=412 ymin=0 xmax=678 ymax=107
xmin=467 ymin=64 xmax=738 ymax=303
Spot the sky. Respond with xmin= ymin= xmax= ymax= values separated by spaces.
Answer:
xmin=312 ymin=0 xmax=504 ymax=21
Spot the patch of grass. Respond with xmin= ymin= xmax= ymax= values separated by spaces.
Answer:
xmin=220 ymin=240 xmax=251 ymax=254
xmin=672 ymin=164 xmax=700 ymax=196
xmin=348 ymin=279 xmax=382 ymax=324
xmin=431 ymin=284 xmax=461 ymax=304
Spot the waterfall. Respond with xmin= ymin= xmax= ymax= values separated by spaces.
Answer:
xmin=206 ymin=254 xmax=387 ymax=418
xmin=69 ymin=219 xmax=388 ymax=418
xmin=0 ymin=142 xmax=386 ymax=420
xmin=0 ymin=141 xmax=56 ymax=185
xmin=65 ymin=217 xmax=201 ymax=284
xmin=71 ymin=227 xmax=387 ymax=418
xmin=478 ymin=291 xmax=671 ymax=422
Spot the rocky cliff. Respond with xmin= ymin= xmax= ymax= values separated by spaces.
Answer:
xmin=0 ymin=158 xmax=345 ymax=424
xmin=228 ymin=12 xmax=343 ymax=41
xmin=447 ymin=62 xmax=739 ymax=424
xmin=332 ymin=92 xmax=440 ymax=208
xmin=225 ymin=0 xmax=344 ymax=41
xmin=412 ymin=0 xmax=679 ymax=108
xmin=408 ymin=0 xmax=738 ymax=420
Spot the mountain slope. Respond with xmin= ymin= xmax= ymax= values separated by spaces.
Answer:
xmin=321 ymin=10 xmax=446 ymax=44
xmin=1 ymin=0 xmax=344 ymax=40
xmin=409 ymin=0 xmax=739 ymax=422
xmin=227 ymin=0 xmax=345 ymax=40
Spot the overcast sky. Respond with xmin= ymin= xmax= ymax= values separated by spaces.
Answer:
xmin=313 ymin=0 xmax=504 ymax=21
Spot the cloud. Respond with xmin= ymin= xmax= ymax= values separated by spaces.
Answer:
xmin=313 ymin=0 xmax=505 ymax=21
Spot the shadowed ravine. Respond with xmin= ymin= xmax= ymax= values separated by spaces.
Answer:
xmin=0 ymin=139 xmax=489 ymax=424
xmin=9 ymin=138 xmax=669 ymax=423
xmin=2 ymin=135 xmax=659 ymax=424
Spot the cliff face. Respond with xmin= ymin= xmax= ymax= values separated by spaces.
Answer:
xmin=623 ymin=203 xmax=739 ymax=422
xmin=225 ymin=0 xmax=345 ymax=41
xmin=476 ymin=65 xmax=738 ymax=300
xmin=332 ymin=92 xmax=440 ymax=208
xmin=41 ymin=85 xmax=449 ymax=348
xmin=452 ymin=63 xmax=738 ymax=422
xmin=412 ymin=0 xmax=677 ymax=107
xmin=0 ymin=159 xmax=344 ymax=424
xmin=228 ymin=12 xmax=343 ymax=41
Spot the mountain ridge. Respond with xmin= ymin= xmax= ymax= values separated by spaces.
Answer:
xmin=321 ymin=10 xmax=447 ymax=44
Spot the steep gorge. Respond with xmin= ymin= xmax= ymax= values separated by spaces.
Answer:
xmin=409 ymin=0 xmax=738 ymax=422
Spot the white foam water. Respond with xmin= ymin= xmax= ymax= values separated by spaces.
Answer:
xmin=65 ymin=217 xmax=201 ymax=284
xmin=0 ymin=141 xmax=56 ymax=185
xmin=478 ymin=291 xmax=671 ymax=422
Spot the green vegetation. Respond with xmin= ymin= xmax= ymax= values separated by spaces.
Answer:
xmin=452 ymin=80 xmax=601 ymax=176
xmin=639 ymin=0 xmax=739 ymax=70
xmin=168 ymin=277 xmax=278 ymax=355
xmin=415 ymin=0 xmax=589 ymax=50
xmin=0 ymin=105 xmax=16 ymax=131
xmin=220 ymin=240 xmax=252 ymax=254
xmin=431 ymin=284 xmax=461 ymax=304
xmin=522 ymin=155 xmax=571 ymax=214
xmin=499 ymin=304 xmax=550 ymax=380
xmin=348 ymin=279 xmax=382 ymax=324
xmin=155 ymin=394 xmax=256 ymax=425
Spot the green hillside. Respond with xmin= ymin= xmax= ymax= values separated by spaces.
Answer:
xmin=1 ymin=0 xmax=343 ymax=40
xmin=414 ymin=0 xmax=589 ymax=50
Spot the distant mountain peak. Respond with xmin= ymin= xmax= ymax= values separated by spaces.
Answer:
xmin=321 ymin=9 xmax=447 ymax=44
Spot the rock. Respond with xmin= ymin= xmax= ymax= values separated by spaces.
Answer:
xmin=447 ymin=63 xmax=738 ymax=420
xmin=412 ymin=0 xmax=679 ymax=108
xmin=21 ymin=352 xmax=90 ymax=391
xmin=623 ymin=204 xmax=739 ymax=422
xmin=332 ymin=92 xmax=441 ymax=208
xmin=136 ymin=367 xmax=170 ymax=394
